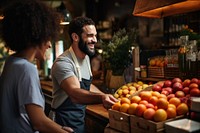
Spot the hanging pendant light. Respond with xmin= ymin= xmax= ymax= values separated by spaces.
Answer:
xmin=133 ymin=0 xmax=200 ymax=18
xmin=57 ymin=2 xmax=72 ymax=25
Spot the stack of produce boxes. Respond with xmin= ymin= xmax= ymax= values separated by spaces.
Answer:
xmin=107 ymin=78 xmax=200 ymax=133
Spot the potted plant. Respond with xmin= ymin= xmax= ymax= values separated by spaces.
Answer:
xmin=101 ymin=28 xmax=138 ymax=89
xmin=0 ymin=43 xmax=9 ymax=75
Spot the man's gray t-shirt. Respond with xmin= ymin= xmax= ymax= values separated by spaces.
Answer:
xmin=51 ymin=49 xmax=91 ymax=109
xmin=0 ymin=56 xmax=45 ymax=133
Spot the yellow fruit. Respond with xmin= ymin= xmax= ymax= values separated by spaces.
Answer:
xmin=120 ymin=97 xmax=131 ymax=104
xmin=137 ymin=81 xmax=143 ymax=86
xmin=114 ymin=93 xmax=119 ymax=99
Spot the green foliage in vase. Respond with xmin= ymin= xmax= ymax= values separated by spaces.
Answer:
xmin=179 ymin=27 xmax=200 ymax=46
xmin=101 ymin=28 xmax=138 ymax=76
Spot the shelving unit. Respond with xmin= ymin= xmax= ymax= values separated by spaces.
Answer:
xmin=96 ymin=20 xmax=112 ymax=40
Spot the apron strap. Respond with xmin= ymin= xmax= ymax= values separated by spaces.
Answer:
xmin=69 ymin=47 xmax=92 ymax=81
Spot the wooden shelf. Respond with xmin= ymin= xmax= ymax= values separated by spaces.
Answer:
xmin=137 ymin=77 xmax=166 ymax=83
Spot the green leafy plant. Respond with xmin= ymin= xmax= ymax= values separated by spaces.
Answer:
xmin=179 ymin=27 xmax=200 ymax=46
xmin=0 ymin=43 xmax=8 ymax=62
xmin=101 ymin=28 xmax=138 ymax=76
xmin=0 ymin=43 xmax=9 ymax=74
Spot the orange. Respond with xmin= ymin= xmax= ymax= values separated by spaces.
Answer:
xmin=157 ymin=98 xmax=169 ymax=110
xmin=151 ymin=91 xmax=161 ymax=98
xmin=168 ymin=104 xmax=176 ymax=110
xmin=149 ymin=96 xmax=158 ymax=106
xmin=120 ymin=97 xmax=131 ymax=104
xmin=158 ymin=94 xmax=167 ymax=100
xmin=128 ymin=103 xmax=138 ymax=115
xmin=120 ymin=103 xmax=130 ymax=113
xmin=135 ymin=104 xmax=147 ymax=117
xmin=139 ymin=91 xmax=152 ymax=101
xmin=176 ymin=103 xmax=189 ymax=116
xmin=166 ymin=107 xmax=177 ymax=119
xmin=130 ymin=96 xmax=141 ymax=104
xmin=139 ymin=100 xmax=148 ymax=106
xmin=154 ymin=109 xmax=167 ymax=122
xmin=112 ymin=102 xmax=121 ymax=111
xmin=143 ymin=108 xmax=156 ymax=120
xmin=169 ymin=97 xmax=181 ymax=107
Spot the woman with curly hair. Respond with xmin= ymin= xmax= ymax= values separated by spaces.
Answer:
xmin=0 ymin=0 xmax=73 ymax=132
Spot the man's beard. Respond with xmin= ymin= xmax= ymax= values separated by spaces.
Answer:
xmin=78 ymin=38 xmax=95 ymax=57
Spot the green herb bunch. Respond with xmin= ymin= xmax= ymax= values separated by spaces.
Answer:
xmin=179 ymin=26 xmax=200 ymax=46
xmin=101 ymin=28 xmax=138 ymax=76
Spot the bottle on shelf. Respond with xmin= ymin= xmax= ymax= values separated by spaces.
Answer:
xmin=178 ymin=35 xmax=189 ymax=78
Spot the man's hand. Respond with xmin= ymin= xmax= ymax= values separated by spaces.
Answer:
xmin=102 ymin=94 xmax=118 ymax=109
xmin=62 ymin=126 xmax=74 ymax=133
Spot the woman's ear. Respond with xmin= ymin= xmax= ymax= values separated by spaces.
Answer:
xmin=71 ymin=33 xmax=79 ymax=42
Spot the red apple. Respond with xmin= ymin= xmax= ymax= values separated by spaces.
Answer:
xmin=167 ymin=94 xmax=175 ymax=100
xmin=172 ymin=78 xmax=182 ymax=84
xmin=162 ymin=87 xmax=173 ymax=94
xmin=191 ymin=78 xmax=199 ymax=84
xmin=172 ymin=82 xmax=183 ymax=91
xmin=179 ymin=97 xmax=189 ymax=104
xmin=198 ymin=80 xmax=200 ymax=86
xmin=152 ymin=84 xmax=162 ymax=92
xmin=175 ymin=91 xmax=185 ymax=98
xmin=156 ymin=81 xmax=164 ymax=88
xmin=163 ymin=80 xmax=172 ymax=87
xmin=190 ymin=88 xmax=200 ymax=97
xmin=189 ymin=83 xmax=198 ymax=89
xmin=182 ymin=79 xmax=191 ymax=87
xmin=182 ymin=87 xmax=190 ymax=95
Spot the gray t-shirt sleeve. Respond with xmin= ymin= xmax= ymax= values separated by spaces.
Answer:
xmin=18 ymin=63 xmax=44 ymax=110
xmin=52 ymin=57 xmax=76 ymax=85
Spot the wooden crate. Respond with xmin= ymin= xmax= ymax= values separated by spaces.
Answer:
xmin=130 ymin=115 xmax=184 ymax=133
xmin=148 ymin=67 xmax=164 ymax=78
xmin=108 ymin=109 xmax=130 ymax=133
xmin=164 ymin=66 xmax=180 ymax=79
xmin=104 ymin=124 xmax=122 ymax=133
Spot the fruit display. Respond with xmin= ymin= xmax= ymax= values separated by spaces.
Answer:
xmin=149 ymin=56 xmax=166 ymax=67
xmin=152 ymin=77 xmax=200 ymax=99
xmin=112 ymin=90 xmax=188 ymax=122
xmin=113 ymin=81 xmax=152 ymax=99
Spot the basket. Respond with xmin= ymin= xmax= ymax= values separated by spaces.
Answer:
xmin=148 ymin=67 xmax=164 ymax=78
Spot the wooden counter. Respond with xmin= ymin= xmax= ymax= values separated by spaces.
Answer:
xmin=40 ymin=80 xmax=109 ymax=132
xmin=85 ymin=104 xmax=109 ymax=133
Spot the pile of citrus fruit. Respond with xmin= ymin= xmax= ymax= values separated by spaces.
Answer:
xmin=113 ymin=81 xmax=151 ymax=99
xmin=112 ymin=90 xmax=189 ymax=122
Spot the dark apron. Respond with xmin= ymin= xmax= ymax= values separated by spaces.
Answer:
xmin=54 ymin=77 xmax=92 ymax=133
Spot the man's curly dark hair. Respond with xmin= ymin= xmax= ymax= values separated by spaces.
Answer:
xmin=1 ymin=0 xmax=61 ymax=52
xmin=68 ymin=16 xmax=95 ymax=42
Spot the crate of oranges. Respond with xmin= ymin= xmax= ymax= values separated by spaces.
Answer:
xmin=129 ymin=90 xmax=186 ymax=133
xmin=109 ymin=86 xmax=152 ymax=133
xmin=110 ymin=83 xmax=187 ymax=133
xmin=109 ymin=97 xmax=132 ymax=133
